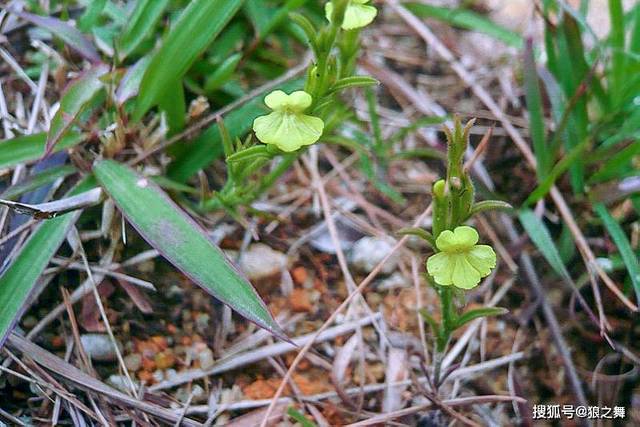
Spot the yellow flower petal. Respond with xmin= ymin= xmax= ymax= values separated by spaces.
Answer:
xmin=264 ymin=90 xmax=289 ymax=110
xmin=466 ymin=245 xmax=496 ymax=277
xmin=325 ymin=0 xmax=377 ymax=30
xmin=286 ymin=91 xmax=313 ymax=111
xmin=452 ymin=255 xmax=482 ymax=289
xmin=426 ymin=252 xmax=454 ymax=286
xmin=436 ymin=225 xmax=478 ymax=252
xmin=252 ymin=111 xmax=324 ymax=152
xmin=253 ymin=90 xmax=324 ymax=151
xmin=427 ymin=226 xmax=496 ymax=290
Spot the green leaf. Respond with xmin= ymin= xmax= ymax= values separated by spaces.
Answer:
xmin=419 ymin=308 xmax=440 ymax=334
xmin=115 ymin=55 xmax=152 ymax=105
xmin=11 ymin=10 xmax=100 ymax=62
xmin=525 ymin=139 xmax=589 ymax=204
xmin=133 ymin=0 xmax=244 ymax=121
xmin=0 ymin=178 xmax=94 ymax=347
xmin=404 ymin=3 xmax=523 ymax=48
xmin=47 ymin=65 xmax=108 ymax=154
xmin=287 ymin=407 xmax=317 ymax=427
xmin=204 ymin=53 xmax=242 ymax=93
xmin=397 ymin=227 xmax=436 ymax=249
xmin=523 ymin=38 xmax=550 ymax=181
xmin=328 ymin=76 xmax=379 ymax=93
xmin=116 ymin=0 xmax=169 ymax=61
xmin=78 ymin=0 xmax=107 ymax=32
xmin=455 ymin=307 xmax=508 ymax=329
xmin=467 ymin=200 xmax=513 ymax=217
xmin=0 ymin=165 xmax=76 ymax=201
xmin=0 ymin=133 xmax=83 ymax=170
xmin=594 ymin=203 xmax=640 ymax=303
xmin=518 ymin=209 xmax=572 ymax=282
xmin=93 ymin=160 xmax=285 ymax=338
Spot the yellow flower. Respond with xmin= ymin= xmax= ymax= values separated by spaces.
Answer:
xmin=252 ymin=90 xmax=324 ymax=152
xmin=426 ymin=226 xmax=496 ymax=290
xmin=325 ymin=0 xmax=378 ymax=31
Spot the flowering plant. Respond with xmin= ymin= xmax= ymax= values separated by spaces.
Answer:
xmin=401 ymin=118 xmax=511 ymax=385
xmin=204 ymin=0 xmax=378 ymax=212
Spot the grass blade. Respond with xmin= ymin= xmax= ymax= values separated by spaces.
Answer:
xmin=608 ymin=0 xmax=625 ymax=105
xmin=0 ymin=133 xmax=83 ymax=170
xmin=10 ymin=10 xmax=100 ymax=62
xmin=0 ymin=165 xmax=76 ymax=201
xmin=404 ymin=2 xmax=523 ymax=48
xmin=93 ymin=160 xmax=285 ymax=338
xmin=46 ymin=64 xmax=108 ymax=154
xmin=518 ymin=209 xmax=572 ymax=282
xmin=133 ymin=0 xmax=244 ymax=120
xmin=523 ymin=38 xmax=550 ymax=181
xmin=115 ymin=55 xmax=151 ymax=105
xmin=116 ymin=0 xmax=169 ymax=62
xmin=594 ymin=203 xmax=640 ymax=302
xmin=0 ymin=179 xmax=94 ymax=347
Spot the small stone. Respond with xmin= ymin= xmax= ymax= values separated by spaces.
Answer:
xmin=22 ymin=316 xmax=37 ymax=328
xmin=166 ymin=369 xmax=178 ymax=380
xmin=124 ymin=353 xmax=142 ymax=372
xmin=152 ymin=370 xmax=164 ymax=382
xmin=377 ymin=272 xmax=408 ymax=290
xmin=350 ymin=237 xmax=399 ymax=274
xmin=80 ymin=334 xmax=121 ymax=362
xmin=198 ymin=347 xmax=215 ymax=370
xmin=236 ymin=243 xmax=288 ymax=280
xmin=195 ymin=313 xmax=210 ymax=333
xmin=108 ymin=374 xmax=136 ymax=392
xmin=289 ymin=288 xmax=313 ymax=313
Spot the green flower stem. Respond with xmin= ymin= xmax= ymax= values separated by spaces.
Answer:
xmin=430 ymin=120 xmax=478 ymax=387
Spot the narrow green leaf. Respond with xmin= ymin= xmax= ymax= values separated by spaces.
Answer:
xmin=78 ymin=0 xmax=107 ymax=32
xmin=117 ymin=0 xmax=169 ymax=62
xmin=594 ymin=203 xmax=640 ymax=302
xmin=404 ymin=3 xmax=523 ymax=48
xmin=10 ymin=10 xmax=100 ymax=62
xmin=133 ymin=0 xmax=244 ymax=120
xmin=329 ymin=76 xmax=379 ymax=93
xmin=93 ymin=160 xmax=285 ymax=338
xmin=0 ymin=178 xmax=94 ymax=347
xmin=0 ymin=133 xmax=83 ymax=170
xmin=287 ymin=407 xmax=317 ymax=427
xmin=397 ymin=227 xmax=436 ymax=249
xmin=0 ymin=165 xmax=76 ymax=201
xmin=455 ymin=307 xmax=508 ymax=329
xmin=525 ymin=139 xmax=589 ymax=204
xmin=419 ymin=308 xmax=440 ymax=333
xmin=468 ymin=200 xmax=513 ymax=217
xmin=115 ymin=55 xmax=152 ymax=105
xmin=204 ymin=53 xmax=242 ymax=93
xmin=608 ymin=0 xmax=625 ymax=105
xmin=159 ymin=80 xmax=186 ymax=134
xmin=523 ymin=38 xmax=550 ymax=181
xmin=518 ymin=209 xmax=572 ymax=282
xmin=47 ymin=65 xmax=108 ymax=154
